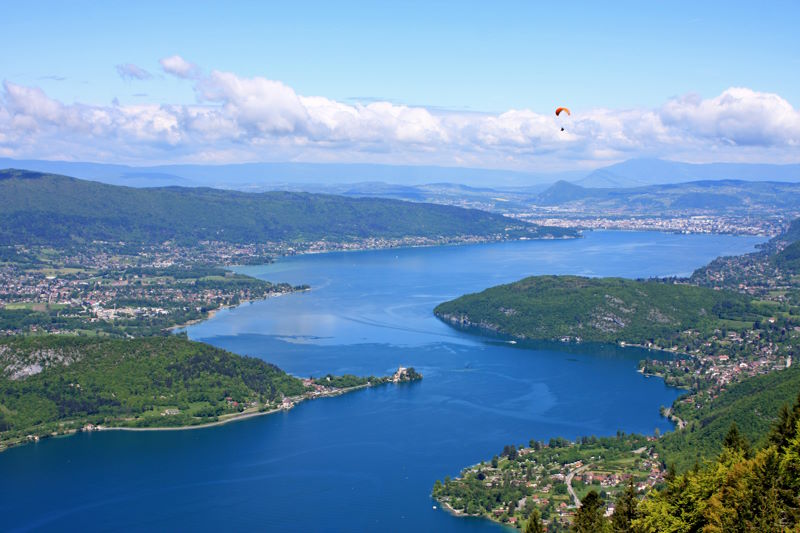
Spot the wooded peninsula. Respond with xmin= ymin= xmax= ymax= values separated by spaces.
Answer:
xmin=433 ymin=221 xmax=800 ymax=531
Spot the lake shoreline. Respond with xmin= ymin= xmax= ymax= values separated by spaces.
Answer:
xmin=227 ymin=233 xmax=582 ymax=268
xmin=96 ymin=382 xmax=374 ymax=433
xmin=167 ymin=287 xmax=311 ymax=332
xmin=2 ymin=231 xmax=762 ymax=531
xmin=0 ymin=371 xmax=423 ymax=453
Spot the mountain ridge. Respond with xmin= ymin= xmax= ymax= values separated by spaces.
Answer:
xmin=0 ymin=168 xmax=573 ymax=246
xmin=577 ymin=158 xmax=800 ymax=188
xmin=2 ymin=157 xmax=798 ymax=192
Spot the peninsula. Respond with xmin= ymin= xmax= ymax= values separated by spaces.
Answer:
xmin=0 ymin=335 xmax=421 ymax=450
xmin=0 ymin=168 xmax=576 ymax=337
xmin=432 ymin=220 xmax=800 ymax=530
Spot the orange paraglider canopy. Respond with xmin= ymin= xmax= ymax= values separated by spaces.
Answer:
xmin=555 ymin=107 xmax=571 ymax=116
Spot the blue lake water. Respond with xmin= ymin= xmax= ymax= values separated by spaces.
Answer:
xmin=0 ymin=231 xmax=765 ymax=532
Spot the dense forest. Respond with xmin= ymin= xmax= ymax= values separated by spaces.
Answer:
xmin=657 ymin=365 xmax=800 ymax=471
xmin=434 ymin=275 xmax=757 ymax=345
xmin=0 ymin=169 xmax=573 ymax=245
xmin=628 ymin=397 xmax=800 ymax=533
xmin=0 ymin=336 xmax=306 ymax=445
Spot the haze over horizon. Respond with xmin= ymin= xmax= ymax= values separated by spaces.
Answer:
xmin=5 ymin=4 xmax=800 ymax=531
xmin=2 ymin=1 xmax=800 ymax=177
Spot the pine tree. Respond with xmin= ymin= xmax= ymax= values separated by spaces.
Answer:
xmin=573 ymin=490 xmax=608 ymax=532
xmin=769 ymin=392 xmax=800 ymax=451
xmin=779 ymin=421 xmax=800 ymax=526
xmin=723 ymin=422 xmax=751 ymax=457
xmin=525 ymin=509 xmax=544 ymax=533
xmin=746 ymin=447 xmax=786 ymax=532
xmin=611 ymin=479 xmax=638 ymax=532
xmin=635 ymin=401 xmax=800 ymax=532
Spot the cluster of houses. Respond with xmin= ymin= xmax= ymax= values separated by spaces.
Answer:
xmin=513 ymin=213 xmax=782 ymax=237
xmin=293 ymin=234 xmax=505 ymax=255
xmin=0 ymin=243 xmax=297 ymax=335
xmin=449 ymin=441 xmax=668 ymax=530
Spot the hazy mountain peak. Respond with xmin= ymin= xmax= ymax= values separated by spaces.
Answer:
xmin=577 ymin=159 xmax=800 ymax=188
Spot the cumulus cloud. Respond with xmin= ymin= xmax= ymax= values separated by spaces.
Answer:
xmin=660 ymin=88 xmax=800 ymax=147
xmin=159 ymin=55 xmax=201 ymax=79
xmin=116 ymin=63 xmax=153 ymax=81
xmin=1 ymin=63 xmax=799 ymax=169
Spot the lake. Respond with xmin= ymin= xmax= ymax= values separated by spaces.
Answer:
xmin=0 ymin=231 xmax=765 ymax=532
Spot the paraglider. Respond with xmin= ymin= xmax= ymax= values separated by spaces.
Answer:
xmin=555 ymin=107 xmax=570 ymax=131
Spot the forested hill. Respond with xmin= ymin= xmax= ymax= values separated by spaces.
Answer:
xmin=0 ymin=335 xmax=306 ymax=445
xmin=657 ymin=364 xmax=800 ymax=471
xmin=434 ymin=275 xmax=754 ymax=344
xmin=0 ymin=169 xmax=574 ymax=245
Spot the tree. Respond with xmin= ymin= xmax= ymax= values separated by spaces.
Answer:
xmin=745 ymin=447 xmax=788 ymax=531
xmin=769 ymin=393 xmax=800 ymax=451
xmin=524 ymin=496 xmax=536 ymax=516
xmin=722 ymin=422 xmax=751 ymax=457
xmin=573 ymin=490 xmax=608 ymax=532
xmin=611 ymin=479 xmax=638 ymax=532
xmin=502 ymin=444 xmax=518 ymax=460
xmin=634 ymin=402 xmax=800 ymax=532
xmin=779 ymin=421 xmax=800 ymax=526
xmin=525 ymin=509 xmax=544 ymax=533
xmin=664 ymin=462 xmax=676 ymax=483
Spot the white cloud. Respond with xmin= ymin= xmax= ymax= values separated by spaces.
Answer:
xmin=660 ymin=87 xmax=800 ymax=147
xmin=199 ymin=71 xmax=310 ymax=135
xmin=4 ymin=81 xmax=64 ymax=124
xmin=1 ymin=63 xmax=800 ymax=169
xmin=116 ymin=63 xmax=153 ymax=81
xmin=159 ymin=55 xmax=201 ymax=79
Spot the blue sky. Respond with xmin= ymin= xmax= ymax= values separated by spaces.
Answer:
xmin=1 ymin=1 xmax=799 ymax=170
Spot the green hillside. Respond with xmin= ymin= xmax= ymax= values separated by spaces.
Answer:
xmin=434 ymin=275 xmax=755 ymax=344
xmin=773 ymin=240 xmax=800 ymax=273
xmin=635 ymin=394 xmax=800 ymax=533
xmin=658 ymin=365 xmax=800 ymax=471
xmin=779 ymin=217 xmax=800 ymax=244
xmin=0 ymin=335 xmax=305 ymax=444
xmin=0 ymin=169 xmax=573 ymax=245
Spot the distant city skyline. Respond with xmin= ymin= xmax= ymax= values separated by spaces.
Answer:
xmin=1 ymin=1 xmax=799 ymax=171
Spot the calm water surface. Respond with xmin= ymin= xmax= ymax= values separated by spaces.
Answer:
xmin=0 ymin=231 xmax=765 ymax=532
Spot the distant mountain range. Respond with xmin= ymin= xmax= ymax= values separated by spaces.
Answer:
xmin=2 ymin=157 xmax=800 ymax=219
xmin=0 ymin=169 xmax=572 ymax=246
xmin=0 ymin=158 xmax=580 ymax=190
xmin=1 ymin=157 xmax=798 ymax=192
xmin=533 ymin=179 xmax=800 ymax=215
xmin=575 ymin=158 xmax=800 ymax=188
